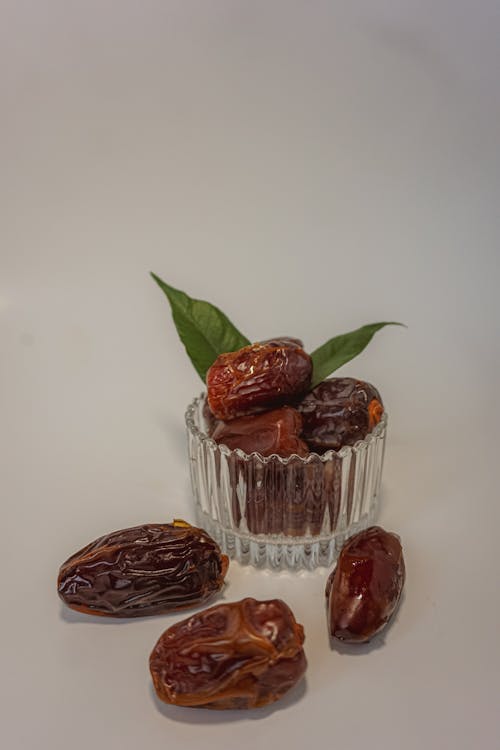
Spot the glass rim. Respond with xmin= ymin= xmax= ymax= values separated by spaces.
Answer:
xmin=185 ymin=393 xmax=388 ymax=465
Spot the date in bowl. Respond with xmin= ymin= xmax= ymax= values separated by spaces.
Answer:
xmin=185 ymin=395 xmax=387 ymax=571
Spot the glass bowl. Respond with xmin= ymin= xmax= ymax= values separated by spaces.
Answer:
xmin=185 ymin=394 xmax=387 ymax=571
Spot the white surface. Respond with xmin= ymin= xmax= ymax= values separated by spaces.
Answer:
xmin=1 ymin=2 xmax=499 ymax=748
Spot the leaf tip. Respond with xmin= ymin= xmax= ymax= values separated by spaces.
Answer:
xmin=374 ymin=321 xmax=407 ymax=329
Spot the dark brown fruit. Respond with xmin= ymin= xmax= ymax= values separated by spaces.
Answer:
xmin=206 ymin=339 xmax=312 ymax=421
xmin=57 ymin=520 xmax=229 ymax=617
xmin=259 ymin=336 xmax=304 ymax=348
xmin=212 ymin=406 xmax=309 ymax=458
xmin=326 ymin=526 xmax=405 ymax=642
xmin=298 ymin=377 xmax=384 ymax=453
xmin=149 ymin=597 xmax=307 ymax=709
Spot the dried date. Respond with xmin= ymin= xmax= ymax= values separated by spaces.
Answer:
xmin=57 ymin=520 xmax=229 ymax=617
xmin=150 ymin=597 xmax=307 ymax=709
xmin=259 ymin=336 xmax=304 ymax=348
xmin=326 ymin=526 xmax=405 ymax=642
xmin=206 ymin=339 xmax=312 ymax=420
xmin=298 ymin=377 xmax=384 ymax=453
xmin=212 ymin=406 xmax=309 ymax=458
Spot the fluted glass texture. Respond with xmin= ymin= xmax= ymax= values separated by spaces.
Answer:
xmin=185 ymin=395 xmax=387 ymax=570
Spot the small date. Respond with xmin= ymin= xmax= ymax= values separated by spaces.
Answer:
xmin=212 ymin=406 xmax=309 ymax=458
xmin=298 ymin=377 xmax=384 ymax=453
xmin=206 ymin=338 xmax=312 ymax=420
xmin=57 ymin=520 xmax=229 ymax=617
xmin=326 ymin=526 xmax=405 ymax=643
xmin=150 ymin=597 xmax=307 ymax=709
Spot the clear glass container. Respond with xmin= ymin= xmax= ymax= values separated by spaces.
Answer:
xmin=185 ymin=395 xmax=387 ymax=571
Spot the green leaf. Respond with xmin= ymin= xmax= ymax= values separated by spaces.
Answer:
xmin=151 ymin=273 xmax=251 ymax=382
xmin=310 ymin=322 xmax=405 ymax=387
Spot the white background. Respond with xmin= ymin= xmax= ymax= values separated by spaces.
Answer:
xmin=2 ymin=2 xmax=499 ymax=748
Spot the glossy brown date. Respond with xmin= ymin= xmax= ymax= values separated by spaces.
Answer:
xmin=206 ymin=339 xmax=312 ymax=421
xmin=150 ymin=597 xmax=307 ymax=709
xmin=326 ymin=526 xmax=405 ymax=642
xmin=212 ymin=406 xmax=309 ymax=458
xmin=57 ymin=520 xmax=229 ymax=617
xmin=260 ymin=336 xmax=304 ymax=348
xmin=298 ymin=377 xmax=384 ymax=453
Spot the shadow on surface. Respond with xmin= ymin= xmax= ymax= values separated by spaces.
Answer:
xmin=150 ymin=678 xmax=307 ymax=724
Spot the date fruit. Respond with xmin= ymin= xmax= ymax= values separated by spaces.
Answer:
xmin=206 ymin=339 xmax=312 ymax=420
xmin=298 ymin=377 xmax=384 ymax=453
xmin=212 ymin=406 xmax=309 ymax=458
xmin=326 ymin=526 xmax=405 ymax=642
xmin=150 ymin=597 xmax=307 ymax=709
xmin=57 ymin=520 xmax=229 ymax=617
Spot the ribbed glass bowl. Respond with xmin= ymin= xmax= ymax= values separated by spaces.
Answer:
xmin=185 ymin=395 xmax=387 ymax=571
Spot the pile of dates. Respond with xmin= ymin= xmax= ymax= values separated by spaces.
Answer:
xmin=57 ymin=337 xmax=402 ymax=711
xmin=58 ymin=520 xmax=405 ymax=710
xmin=205 ymin=337 xmax=385 ymax=457
xmin=203 ymin=337 xmax=386 ymax=537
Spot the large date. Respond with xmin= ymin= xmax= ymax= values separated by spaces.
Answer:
xmin=298 ymin=377 xmax=384 ymax=453
xmin=150 ymin=597 xmax=307 ymax=709
xmin=57 ymin=520 xmax=229 ymax=617
xmin=212 ymin=406 xmax=309 ymax=458
xmin=326 ymin=526 xmax=405 ymax=642
xmin=206 ymin=338 xmax=312 ymax=421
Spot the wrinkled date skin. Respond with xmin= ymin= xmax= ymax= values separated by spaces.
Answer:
xmin=212 ymin=406 xmax=309 ymax=458
xmin=150 ymin=597 xmax=307 ymax=709
xmin=206 ymin=338 xmax=312 ymax=421
xmin=58 ymin=521 xmax=229 ymax=617
xmin=298 ymin=377 xmax=384 ymax=453
xmin=326 ymin=526 xmax=405 ymax=642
